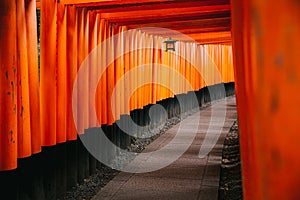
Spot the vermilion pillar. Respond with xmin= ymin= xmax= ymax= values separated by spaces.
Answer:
xmin=40 ymin=0 xmax=57 ymax=145
xmin=66 ymin=5 xmax=78 ymax=140
xmin=0 ymin=0 xmax=18 ymax=171
xmin=232 ymin=0 xmax=300 ymax=199
xmin=57 ymin=2 xmax=67 ymax=143
xmin=25 ymin=0 xmax=41 ymax=155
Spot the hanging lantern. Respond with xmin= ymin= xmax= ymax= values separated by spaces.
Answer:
xmin=163 ymin=37 xmax=177 ymax=52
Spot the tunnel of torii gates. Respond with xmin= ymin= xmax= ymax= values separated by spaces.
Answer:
xmin=0 ymin=0 xmax=300 ymax=199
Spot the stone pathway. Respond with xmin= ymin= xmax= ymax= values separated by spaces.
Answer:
xmin=93 ymin=97 xmax=237 ymax=200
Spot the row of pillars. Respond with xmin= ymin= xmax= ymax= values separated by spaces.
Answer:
xmin=0 ymin=83 xmax=235 ymax=200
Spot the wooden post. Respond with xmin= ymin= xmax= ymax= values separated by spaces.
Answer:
xmin=0 ymin=0 xmax=18 ymax=171
xmin=232 ymin=0 xmax=300 ymax=199
xmin=40 ymin=0 xmax=57 ymax=146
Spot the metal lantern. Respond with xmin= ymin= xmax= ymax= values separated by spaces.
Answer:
xmin=163 ymin=37 xmax=177 ymax=52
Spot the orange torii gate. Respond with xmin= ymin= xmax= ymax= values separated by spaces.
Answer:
xmin=0 ymin=0 xmax=234 ymax=173
xmin=5 ymin=0 xmax=300 ymax=199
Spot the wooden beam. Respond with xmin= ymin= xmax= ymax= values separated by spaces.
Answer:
xmin=127 ymin=17 xmax=231 ymax=30
xmin=100 ymin=4 xmax=230 ymax=20
xmin=106 ymin=11 xmax=230 ymax=25
xmin=61 ymin=0 xmax=115 ymax=4
xmin=195 ymin=39 xmax=232 ymax=45
xmin=139 ymin=26 xmax=231 ymax=36
xmin=70 ymin=0 xmax=220 ymax=7
xmin=168 ymin=31 xmax=232 ymax=42
xmin=62 ymin=0 xmax=180 ymax=6
xmin=138 ymin=29 xmax=231 ymax=44
xmin=85 ymin=0 xmax=229 ymax=12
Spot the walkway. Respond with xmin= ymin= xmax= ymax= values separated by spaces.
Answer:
xmin=93 ymin=97 xmax=237 ymax=200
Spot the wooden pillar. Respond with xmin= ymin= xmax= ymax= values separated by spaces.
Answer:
xmin=40 ymin=0 xmax=57 ymax=146
xmin=57 ymin=2 xmax=67 ymax=143
xmin=25 ymin=0 xmax=41 ymax=155
xmin=0 ymin=0 xmax=18 ymax=171
xmin=66 ymin=5 xmax=78 ymax=140
xmin=231 ymin=1 xmax=256 ymax=198
xmin=232 ymin=0 xmax=300 ymax=199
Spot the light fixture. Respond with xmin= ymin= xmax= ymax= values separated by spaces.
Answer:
xmin=163 ymin=37 xmax=177 ymax=52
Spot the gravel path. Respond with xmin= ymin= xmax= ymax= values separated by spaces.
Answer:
xmin=65 ymin=164 xmax=119 ymax=200
xmin=219 ymin=121 xmax=243 ymax=200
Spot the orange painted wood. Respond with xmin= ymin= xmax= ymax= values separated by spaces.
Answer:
xmin=119 ymin=26 xmax=126 ymax=116
xmin=120 ymin=29 xmax=127 ymax=114
xmin=136 ymin=31 xmax=143 ymax=109
xmin=0 ymin=0 xmax=18 ymax=171
xmin=88 ymin=11 xmax=98 ymax=127
xmin=140 ymin=27 xmax=230 ymax=36
xmin=173 ymin=49 xmax=181 ymax=93
xmin=231 ymin=1 xmax=260 ymax=199
xmin=76 ymin=8 xmax=84 ymax=134
xmin=16 ymin=0 xmax=32 ymax=158
xmin=26 ymin=0 xmax=41 ymax=154
xmin=76 ymin=8 xmax=90 ymax=133
xmin=232 ymin=0 xmax=300 ymax=199
xmin=40 ymin=0 xmax=57 ymax=146
xmin=106 ymin=23 xmax=116 ymax=125
xmin=160 ymin=43 xmax=167 ymax=99
xmin=64 ymin=0 xmax=180 ymax=6
xmin=145 ymin=34 xmax=153 ymax=104
xmin=113 ymin=25 xmax=122 ymax=120
xmin=123 ymin=26 xmax=131 ymax=114
xmin=197 ymin=46 xmax=203 ymax=89
xmin=36 ymin=1 xmax=40 ymax=9
xmin=0 ymin=0 xmax=236 ymax=170
xmin=127 ymin=17 xmax=230 ymax=31
xmin=104 ymin=12 xmax=229 ymax=28
xmin=0 ymin=0 xmax=42 ymax=170
xmin=57 ymin=3 xmax=67 ymax=142
xmin=206 ymin=44 xmax=234 ymax=84
xmin=185 ymin=43 xmax=191 ymax=92
xmin=84 ymin=10 xmax=90 ymax=129
xmin=94 ymin=13 xmax=102 ymax=125
xmin=98 ymin=19 xmax=108 ymax=125
xmin=152 ymin=36 xmax=160 ymax=104
xmin=100 ymin=5 xmax=230 ymax=21
xmin=85 ymin=0 xmax=229 ymax=12
xmin=66 ymin=5 xmax=78 ymax=140
xmin=62 ymin=0 xmax=115 ymax=5
xmin=128 ymin=29 xmax=136 ymax=110
xmin=179 ymin=42 xmax=186 ymax=93
xmin=158 ymin=37 xmax=164 ymax=100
